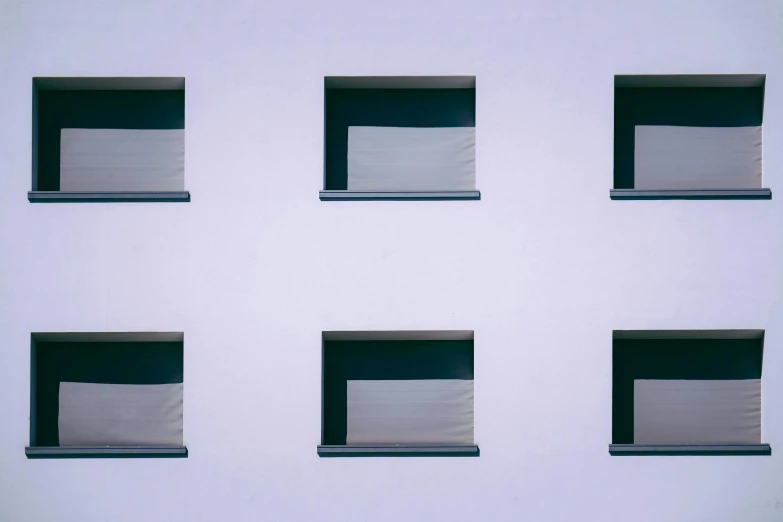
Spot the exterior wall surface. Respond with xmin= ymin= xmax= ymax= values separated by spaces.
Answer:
xmin=1 ymin=1 xmax=783 ymax=521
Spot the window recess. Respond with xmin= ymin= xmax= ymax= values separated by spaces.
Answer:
xmin=610 ymin=329 xmax=769 ymax=456
xmin=319 ymin=330 xmax=478 ymax=457
xmin=321 ymin=76 xmax=479 ymax=201
xmin=26 ymin=332 xmax=186 ymax=458
xmin=611 ymin=75 xmax=769 ymax=200
xmin=29 ymin=77 xmax=189 ymax=203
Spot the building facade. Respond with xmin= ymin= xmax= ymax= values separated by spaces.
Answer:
xmin=1 ymin=0 xmax=782 ymax=520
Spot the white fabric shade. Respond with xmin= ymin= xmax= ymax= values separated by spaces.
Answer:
xmin=58 ymin=382 xmax=183 ymax=446
xmin=634 ymin=379 xmax=761 ymax=444
xmin=634 ymin=125 xmax=762 ymax=189
xmin=346 ymin=379 xmax=474 ymax=445
xmin=60 ymin=129 xmax=185 ymax=191
xmin=347 ymin=126 xmax=476 ymax=191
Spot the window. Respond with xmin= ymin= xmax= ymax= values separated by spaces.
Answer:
xmin=26 ymin=332 xmax=186 ymax=458
xmin=611 ymin=75 xmax=768 ymax=199
xmin=320 ymin=76 xmax=479 ymax=200
xmin=610 ymin=330 xmax=769 ymax=455
xmin=29 ymin=77 xmax=188 ymax=202
xmin=318 ymin=330 xmax=478 ymax=456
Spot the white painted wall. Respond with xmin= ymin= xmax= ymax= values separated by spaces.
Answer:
xmin=1 ymin=0 xmax=782 ymax=520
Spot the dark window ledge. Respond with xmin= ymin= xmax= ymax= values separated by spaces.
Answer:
xmin=25 ymin=446 xmax=188 ymax=458
xmin=319 ymin=190 xmax=480 ymax=201
xmin=610 ymin=189 xmax=771 ymax=200
xmin=317 ymin=444 xmax=479 ymax=457
xmin=609 ymin=444 xmax=771 ymax=456
xmin=28 ymin=191 xmax=191 ymax=203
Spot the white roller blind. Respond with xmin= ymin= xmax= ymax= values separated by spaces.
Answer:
xmin=634 ymin=379 xmax=761 ymax=444
xmin=347 ymin=127 xmax=475 ymax=191
xmin=60 ymin=129 xmax=185 ymax=191
xmin=347 ymin=379 xmax=474 ymax=445
xmin=634 ymin=126 xmax=762 ymax=189
xmin=58 ymin=382 xmax=183 ymax=446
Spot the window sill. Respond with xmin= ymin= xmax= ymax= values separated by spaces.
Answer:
xmin=28 ymin=191 xmax=191 ymax=203
xmin=317 ymin=444 xmax=479 ymax=457
xmin=610 ymin=189 xmax=771 ymax=200
xmin=319 ymin=190 xmax=480 ymax=201
xmin=25 ymin=446 xmax=188 ymax=458
xmin=608 ymin=444 xmax=771 ymax=456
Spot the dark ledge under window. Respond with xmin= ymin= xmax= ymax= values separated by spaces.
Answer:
xmin=319 ymin=190 xmax=480 ymax=201
xmin=609 ymin=444 xmax=770 ymax=456
xmin=317 ymin=444 xmax=479 ymax=457
xmin=610 ymin=189 xmax=771 ymax=200
xmin=25 ymin=446 xmax=188 ymax=458
xmin=28 ymin=191 xmax=191 ymax=203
